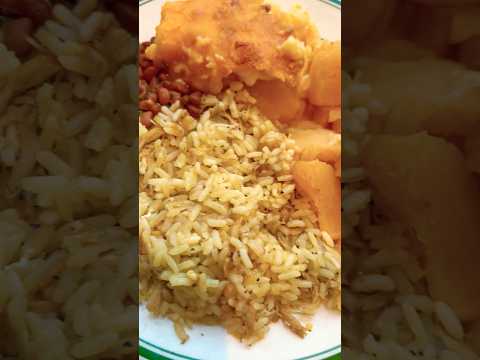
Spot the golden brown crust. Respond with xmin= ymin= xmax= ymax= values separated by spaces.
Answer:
xmin=146 ymin=0 xmax=319 ymax=93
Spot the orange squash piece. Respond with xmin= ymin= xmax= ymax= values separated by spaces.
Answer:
xmin=249 ymin=80 xmax=305 ymax=123
xmin=293 ymin=119 xmax=322 ymax=129
xmin=331 ymin=116 xmax=341 ymax=133
xmin=290 ymin=127 xmax=340 ymax=163
xmin=310 ymin=106 xmax=339 ymax=127
xmin=308 ymin=41 xmax=341 ymax=107
xmin=334 ymin=158 xmax=341 ymax=178
xmin=292 ymin=160 xmax=341 ymax=240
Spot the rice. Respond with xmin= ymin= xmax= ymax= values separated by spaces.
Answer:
xmin=434 ymin=302 xmax=465 ymax=341
xmin=139 ymin=85 xmax=340 ymax=344
xmin=0 ymin=2 xmax=137 ymax=359
xmin=342 ymin=70 xmax=479 ymax=359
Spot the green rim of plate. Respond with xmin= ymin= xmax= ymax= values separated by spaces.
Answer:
xmin=140 ymin=346 xmax=343 ymax=360
xmin=138 ymin=0 xmax=341 ymax=358
xmin=139 ymin=340 xmax=341 ymax=360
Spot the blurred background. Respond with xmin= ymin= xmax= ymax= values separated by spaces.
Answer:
xmin=342 ymin=0 xmax=480 ymax=359
xmin=0 ymin=1 xmax=138 ymax=358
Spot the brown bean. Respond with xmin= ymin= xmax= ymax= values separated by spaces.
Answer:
xmin=161 ymin=80 xmax=172 ymax=89
xmin=4 ymin=17 xmax=33 ymax=56
xmin=139 ymin=99 xmax=156 ymax=111
xmin=156 ymin=87 xmax=171 ymax=105
xmin=170 ymin=91 xmax=181 ymax=103
xmin=146 ymin=91 xmax=157 ymax=103
xmin=164 ymin=79 xmax=190 ymax=94
xmin=140 ymin=111 xmax=153 ymax=128
xmin=152 ymin=103 xmax=162 ymax=114
xmin=139 ymin=54 xmax=152 ymax=68
xmin=138 ymin=40 xmax=202 ymax=126
xmin=140 ymin=41 xmax=151 ymax=53
xmin=158 ymin=73 xmax=169 ymax=81
xmin=139 ymin=80 xmax=148 ymax=99
xmin=149 ymin=76 xmax=160 ymax=89
xmin=189 ymin=91 xmax=202 ymax=106
xmin=143 ymin=66 xmax=158 ymax=83
xmin=180 ymin=95 xmax=188 ymax=106
xmin=186 ymin=104 xmax=202 ymax=118
xmin=171 ymin=79 xmax=190 ymax=94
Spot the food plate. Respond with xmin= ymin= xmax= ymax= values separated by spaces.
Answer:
xmin=139 ymin=1 xmax=341 ymax=359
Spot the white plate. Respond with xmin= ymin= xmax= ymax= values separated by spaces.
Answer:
xmin=139 ymin=1 xmax=341 ymax=359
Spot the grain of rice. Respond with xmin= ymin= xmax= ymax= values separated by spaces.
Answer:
xmin=80 ymin=12 xmax=105 ymax=42
xmin=53 ymin=4 xmax=82 ymax=29
xmin=239 ymin=248 xmax=253 ymax=269
xmin=74 ymin=0 xmax=98 ymax=18
xmin=321 ymin=231 xmax=335 ymax=247
xmin=402 ymin=302 xmax=429 ymax=345
xmin=206 ymin=218 xmax=227 ymax=228
xmin=36 ymin=150 xmax=75 ymax=177
xmin=396 ymin=294 xmax=434 ymax=314
xmin=434 ymin=302 xmax=464 ymax=340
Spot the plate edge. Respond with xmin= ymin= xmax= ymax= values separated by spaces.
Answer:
xmin=139 ymin=340 xmax=341 ymax=360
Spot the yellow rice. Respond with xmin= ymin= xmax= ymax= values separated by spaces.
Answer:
xmin=139 ymin=84 xmax=340 ymax=344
